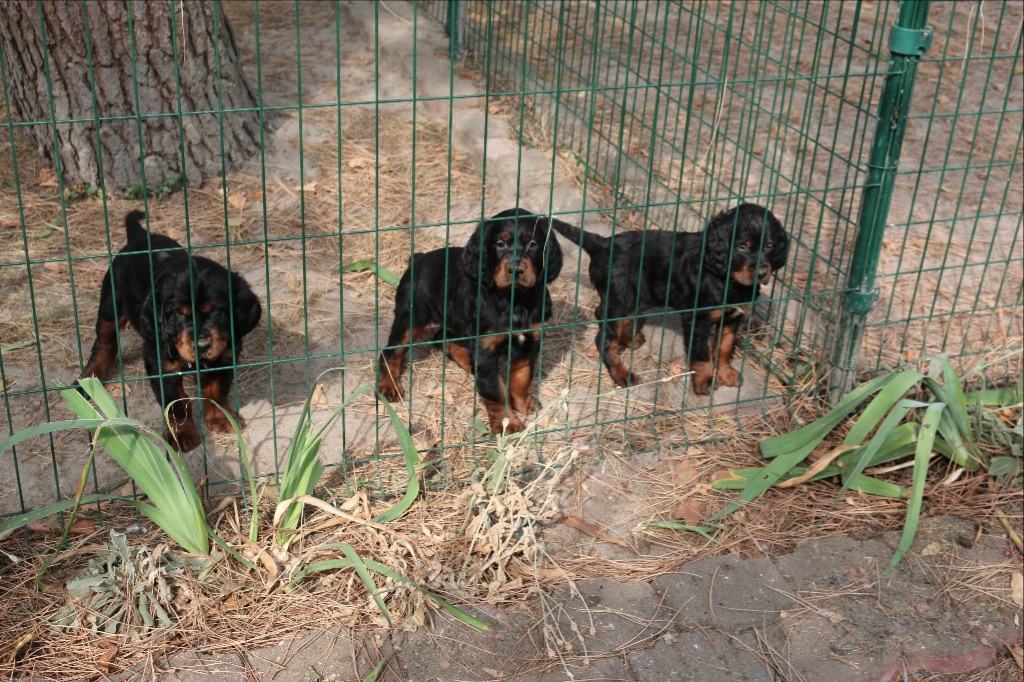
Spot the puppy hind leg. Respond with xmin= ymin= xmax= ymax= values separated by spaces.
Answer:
xmin=377 ymin=317 xmax=427 ymax=401
xmin=597 ymin=319 xmax=638 ymax=387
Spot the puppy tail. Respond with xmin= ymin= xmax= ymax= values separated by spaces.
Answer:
xmin=548 ymin=218 xmax=607 ymax=254
xmin=125 ymin=211 xmax=148 ymax=241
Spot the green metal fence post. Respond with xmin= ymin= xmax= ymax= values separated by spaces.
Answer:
xmin=447 ymin=0 xmax=462 ymax=61
xmin=829 ymin=0 xmax=933 ymax=402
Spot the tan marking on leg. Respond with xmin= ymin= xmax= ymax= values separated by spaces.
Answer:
xmin=167 ymin=381 xmax=200 ymax=451
xmin=444 ymin=341 xmax=474 ymax=375
xmin=483 ymin=398 xmax=524 ymax=435
xmin=690 ymin=360 xmax=715 ymax=395
xmin=82 ymin=320 xmax=119 ymax=381
xmin=714 ymin=324 xmax=741 ymax=387
xmin=201 ymin=371 xmax=240 ymax=433
xmin=509 ymin=357 xmax=537 ymax=415
xmin=378 ymin=328 xmax=412 ymax=402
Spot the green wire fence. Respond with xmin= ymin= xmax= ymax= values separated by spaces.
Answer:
xmin=0 ymin=0 xmax=1020 ymax=521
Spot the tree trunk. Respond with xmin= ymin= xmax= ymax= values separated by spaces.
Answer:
xmin=0 ymin=0 xmax=261 ymax=191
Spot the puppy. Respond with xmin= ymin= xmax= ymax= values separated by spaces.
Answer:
xmin=377 ymin=208 xmax=565 ymax=434
xmin=81 ymin=211 xmax=262 ymax=451
xmin=550 ymin=203 xmax=789 ymax=394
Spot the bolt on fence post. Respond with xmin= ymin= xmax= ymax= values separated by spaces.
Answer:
xmin=829 ymin=0 xmax=933 ymax=403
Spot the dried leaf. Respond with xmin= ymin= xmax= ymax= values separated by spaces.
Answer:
xmin=310 ymin=384 xmax=328 ymax=408
xmin=665 ymin=361 xmax=685 ymax=375
xmin=1009 ymin=644 xmax=1023 ymax=670
xmin=1011 ymin=572 xmax=1023 ymax=608
xmin=96 ymin=646 xmax=118 ymax=674
xmin=43 ymin=261 xmax=65 ymax=272
xmin=672 ymin=500 xmax=703 ymax=525
xmin=227 ymin=193 xmax=246 ymax=211
xmin=920 ymin=540 xmax=943 ymax=556
xmin=27 ymin=521 xmax=53 ymax=533
xmin=38 ymin=168 xmax=58 ymax=188
xmin=554 ymin=514 xmax=628 ymax=547
xmin=673 ymin=460 xmax=699 ymax=487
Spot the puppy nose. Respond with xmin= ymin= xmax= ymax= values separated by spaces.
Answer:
xmin=507 ymin=265 xmax=525 ymax=277
xmin=196 ymin=338 xmax=212 ymax=353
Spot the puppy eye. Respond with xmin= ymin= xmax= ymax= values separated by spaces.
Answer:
xmin=178 ymin=305 xmax=191 ymax=316
xmin=495 ymin=239 xmax=506 ymax=248
xmin=527 ymin=239 xmax=538 ymax=249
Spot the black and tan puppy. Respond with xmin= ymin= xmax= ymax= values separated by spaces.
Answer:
xmin=377 ymin=208 xmax=565 ymax=434
xmin=81 ymin=211 xmax=262 ymax=451
xmin=551 ymin=203 xmax=789 ymax=394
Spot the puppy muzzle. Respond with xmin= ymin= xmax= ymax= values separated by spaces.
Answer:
xmin=758 ymin=267 xmax=773 ymax=284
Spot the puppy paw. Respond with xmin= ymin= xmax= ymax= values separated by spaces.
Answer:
xmin=495 ymin=414 xmax=526 ymax=435
xmin=205 ymin=406 xmax=241 ymax=433
xmin=627 ymin=331 xmax=647 ymax=350
xmin=167 ymin=420 xmax=202 ymax=452
xmin=513 ymin=394 xmax=539 ymax=415
xmin=717 ymin=364 xmax=741 ymax=387
xmin=377 ymin=378 xmax=405 ymax=402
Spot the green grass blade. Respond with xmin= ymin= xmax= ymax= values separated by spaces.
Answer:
xmin=333 ymin=260 xmax=400 ymax=287
xmin=643 ymin=521 xmax=725 ymax=542
xmin=287 ymin=558 xmax=359 ymax=590
xmin=338 ymin=543 xmax=392 ymax=626
xmin=371 ymin=395 xmax=422 ymax=523
xmin=838 ymin=399 xmax=926 ymax=497
xmin=886 ymin=402 xmax=945 ymax=572
xmin=712 ymin=377 xmax=894 ymax=520
xmin=842 ymin=371 xmax=924 ymax=446
xmin=0 ymin=419 xmax=108 ymax=454
xmin=846 ymin=475 xmax=907 ymax=498
xmin=0 ymin=494 xmax=108 ymax=537
xmin=0 ymin=338 xmax=37 ymax=352
xmin=363 ymin=657 xmax=389 ymax=682
xmin=760 ymin=373 xmax=894 ymax=459
xmin=361 ymin=559 xmax=489 ymax=631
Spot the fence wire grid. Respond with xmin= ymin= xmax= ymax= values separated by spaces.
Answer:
xmin=0 ymin=0 xmax=1021 ymax=519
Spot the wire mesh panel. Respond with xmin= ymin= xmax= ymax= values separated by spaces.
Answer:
xmin=0 ymin=0 xmax=1021 ymax=521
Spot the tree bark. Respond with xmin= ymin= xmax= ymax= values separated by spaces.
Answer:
xmin=0 ymin=0 xmax=261 ymax=191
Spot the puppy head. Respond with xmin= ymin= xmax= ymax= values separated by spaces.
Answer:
xmin=461 ymin=208 xmax=563 ymax=292
xmin=704 ymin=203 xmax=789 ymax=286
xmin=155 ymin=262 xmax=261 ymax=364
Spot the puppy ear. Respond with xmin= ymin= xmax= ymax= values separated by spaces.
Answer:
xmin=459 ymin=226 xmax=489 ymax=287
xmin=767 ymin=213 xmax=790 ymax=271
xmin=702 ymin=212 xmax=734 ymax=277
xmin=539 ymin=218 xmax=563 ymax=283
xmin=230 ymin=274 xmax=262 ymax=336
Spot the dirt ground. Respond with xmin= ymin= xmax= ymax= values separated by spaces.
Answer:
xmin=0 ymin=1 xmax=1021 ymax=680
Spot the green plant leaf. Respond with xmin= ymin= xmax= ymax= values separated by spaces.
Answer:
xmin=0 ymin=338 xmax=36 ymax=352
xmin=842 ymin=371 xmax=923 ymax=446
xmin=838 ymin=399 xmax=927 ymax=497
xmin=712 ymin=374 xmax=894 ymax=520
xmin=886 ymin=402 xmax=945 ymax=572
xmin=58 ymin=380 xmax=210 ymax=556
xmin=643 ymin=521 xmax=725 ymax=542
xmin=371 ymin=396 xmax=422 ymax=523
xmin=333 ymin=260 xmax=400 ymax=287
xmin=0 ymin=494 xmax=109 ymax=537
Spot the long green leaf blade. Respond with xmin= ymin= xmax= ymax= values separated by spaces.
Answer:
xmin=886 ymin=402 xmax=944 ymax=572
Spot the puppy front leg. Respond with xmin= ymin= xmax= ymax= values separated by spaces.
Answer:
xmin=148 ymin=358 xmax=201 ymax=452
xmin=472 ymin=345 xmax=525 ymax=435
xmin=200 ymin=362 xmax=242 ymax=434
xmin=685 ymin=316 xmax=716 ymax=396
